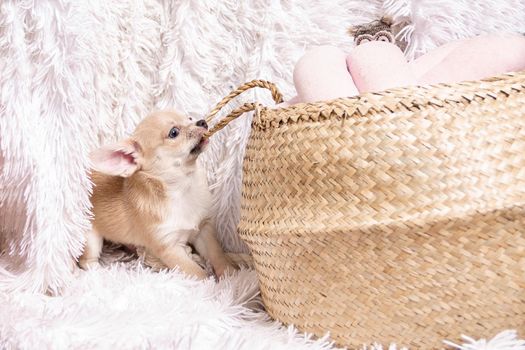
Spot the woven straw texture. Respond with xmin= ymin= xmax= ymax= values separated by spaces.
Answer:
xmin=206 ymin=73 xmax=525 ymax=349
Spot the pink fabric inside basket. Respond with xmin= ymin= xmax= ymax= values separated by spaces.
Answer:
xmin=276 ymin=34 xmax=525 ymax=108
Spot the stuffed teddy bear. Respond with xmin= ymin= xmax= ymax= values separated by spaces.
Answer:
xmin=279 ymin=34 xmax=525 ymax=107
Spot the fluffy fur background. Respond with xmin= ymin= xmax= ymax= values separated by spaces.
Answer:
xmin=383 ymin=0 xmax=525 ymax=60
xmin=0 ymin=0 xmax=524 ymax=348
xmin=0 ymin=265 xmax=336 ymax=349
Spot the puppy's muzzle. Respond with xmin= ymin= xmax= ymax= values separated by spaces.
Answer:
xmin=190 ymin=122 xmax=209 ymax=154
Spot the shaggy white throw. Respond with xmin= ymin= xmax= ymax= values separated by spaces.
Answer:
xmin=1 ymin=263 xmax=524 ymax=350
xmin=1 ymin=0 xmax=524 ymax=348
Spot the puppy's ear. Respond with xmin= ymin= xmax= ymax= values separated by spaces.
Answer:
xmin=90 ymin=139 xmax=142 ymax=177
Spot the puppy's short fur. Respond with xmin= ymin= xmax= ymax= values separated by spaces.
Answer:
xmin=80 ymin=111 xmax=235 ymax=279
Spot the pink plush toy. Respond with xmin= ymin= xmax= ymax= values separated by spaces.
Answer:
xmin=280 ymin=34 xmax=525 ymax=107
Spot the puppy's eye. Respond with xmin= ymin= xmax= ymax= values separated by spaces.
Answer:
xmin=168 ymin=127 xmax=179 ymax=139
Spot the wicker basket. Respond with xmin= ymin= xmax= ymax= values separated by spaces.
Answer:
xmin=205 ymin=74 xmax=525 ymax=349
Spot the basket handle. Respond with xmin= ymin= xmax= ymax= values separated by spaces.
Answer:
xmin=204 ymin=80 xmax=283 ymax=138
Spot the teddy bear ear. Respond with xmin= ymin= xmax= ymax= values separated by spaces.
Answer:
xmin=356 ymin=34 xmax=374 ymax=46
xmin=374 ymin=30 xmax=394 ymax=43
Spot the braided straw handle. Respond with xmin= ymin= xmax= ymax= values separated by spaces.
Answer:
xmin=204 ymin=80 xmax=283 ymax=138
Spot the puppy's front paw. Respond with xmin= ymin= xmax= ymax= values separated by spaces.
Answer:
xmin=214 ymin=256 xmax=239 ymax=279
xmin=141 ymin=250 xmax=167 ymax=271
xmin=193 ymin=268 xmax=209 ymax=280
xmin=79 ymin=258 xmax=101 ymax=270
xmin=226 ymin=253 xmax=254 ymax=269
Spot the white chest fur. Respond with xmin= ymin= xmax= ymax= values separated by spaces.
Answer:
xmin=156 ymin=167 xmax=212 ymax=242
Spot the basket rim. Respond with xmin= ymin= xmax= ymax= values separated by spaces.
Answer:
xmin=253 ymin=70 xmax=525 ymax=131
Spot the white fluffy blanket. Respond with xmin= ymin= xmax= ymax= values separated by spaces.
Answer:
xmin=2 ymin=263 xmax=524 ymax=350
xmin=1 ymin=0 xmax=524 ymax=348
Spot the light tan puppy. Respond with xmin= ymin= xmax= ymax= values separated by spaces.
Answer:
xmin=79 ymin=111 xmax=235 ymax=279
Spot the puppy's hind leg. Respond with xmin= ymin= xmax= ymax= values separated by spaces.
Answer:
xmin=79 ymin=228 xmax=103 ymax=269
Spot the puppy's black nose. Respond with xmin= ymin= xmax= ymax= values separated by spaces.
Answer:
xmin=196 ymin=119 xmax=208 ymax=129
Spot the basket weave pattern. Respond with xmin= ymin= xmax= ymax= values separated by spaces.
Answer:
xmin=207 ymin=73 xmax=525 ymax=348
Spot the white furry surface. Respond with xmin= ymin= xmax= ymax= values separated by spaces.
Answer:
xmin=1 ymin=264 xmax=523 ymax=350
xmin=0 ymin=0 xmax=524 ymax=348
xmin=0 ymin=265 xmax=334 ymax=349
xmin=383 ymin=0 xmax=525 ymax=60
xmin=444 ymin=331 xmax=525 ymax=350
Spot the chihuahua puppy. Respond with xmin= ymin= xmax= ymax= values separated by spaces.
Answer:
xmin=79 ymin=111 xmax=235 ymax=279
